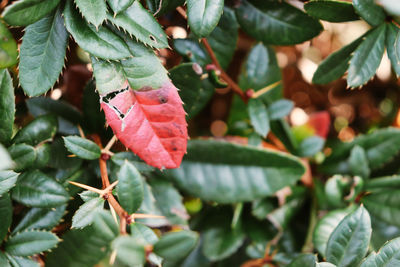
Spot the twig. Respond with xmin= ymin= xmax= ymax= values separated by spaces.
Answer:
xmin=176 ymin=6 xmax=187 ymax=19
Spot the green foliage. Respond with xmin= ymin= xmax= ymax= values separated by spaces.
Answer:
xmin=63 ymin=136 xmax=101 ymax=160
xmin=116 ymin=161 xmax=144 ymax=213
xmin=187 ymin=0 xmax=224 ymax=38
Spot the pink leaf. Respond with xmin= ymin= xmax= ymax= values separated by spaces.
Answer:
xmin=101 ymin=81 xmax=188 ymax=169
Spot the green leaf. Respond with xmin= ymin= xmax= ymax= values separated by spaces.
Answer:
xmin=112 ymin=236 xmax=146 ymax=266
xmin=130 ymin=223 xmax=158 ymax=245
xmin=326 ymin=206 xmax=372 ymax=267
xmin=154 ymin=230 xmax=199 ymax=261
xmin=349 ymin=145 xmax=370 ymax=179
xmin=2 ymin=0 xmax=60 ymax=26
xmin=173 ymin=38 xmax=211 ymax=67
xmin=5 ymin=254 xmax=38 ymax=267
xmin=386 ymin=23 xmax=400 ymax=77
xmin=48 ymin=138 xmax=83 ymax=170
xmin=169 ymin=63 xmax=214 ymax=119
xmin=71 ymin=197 xmax=104 ymax=229
xmin=12 ymin=205 xmax=66 ymax=233
xmin=235 ymin=0 xmax=323 ymax=45
xmin=63 ymin=0 xmax=130 ymax=60
xmin=365 ymin=175 xmax=400 ymax=190
xmin=347 ymin=24 xmax=386 ymax=88
xmin=312 ymin=34 xmax=364 ymax=84
xmin=0 ymin=171 xmax=18 ymax=196
xmin=0 ymin=21 xmax=18 ymax=68
xmin=0 ymin=194 xmax=12 ymax=241
xmin=362 ymin=190 xmax=400 ymax=227
xmin=107 ymin=1 xmax=168 ymax=49
xmin=75 ymin=0 xmax=107 ymax=27
xmin=5 ymin=230 xmax=59 ymax=257
xmin=288 ymin=254 xmax=316 ymax=267
xmin=13 ymin=114 xmax=58 ymax=146
xmin=8 ymin=144 xmax=36 ymax=172
xmin=79 ymin=190 xmax=98 ymax=202
xmin=146 ymin=0 xmax=184 ymax=16
xmin=316 ymin=263 xmax=336 ymax=267
xmin=297 ymin=136 xmax=325 ymax=157
xmin=360 ymin=237 xmax=400 ymax=266
xmin=19 ymin=7 xmax=68 ymax=97
xmin=92 ymin=210 xmax=119 ymax=242
xmin=251 ymin=198 xmax=274 ymax=220
xmin=117 ymin=161 xmax=144 ymax=214
xmin=63 ymin=136 xmax=101 ymax=160
xmin=0 ymin=145 xmax=13 ymax=171
xmin=34 ymin=143 xmax=51 ymax=169
xmin=166 ymin=140 xmax=305 ymax=203
xmin=0 ymin=252 xmax=10 ymax=267
xmin=135 ymin=183 xmax=168 ymax=227
xmin=187 ymin=0 xmax=224 ymax=38
xmin=82 ymin=80 xmax=106 ymax=133
xmin=353 ymin=0 xmax=385 ymax=26
xmin=0 ymin=69 xmax=14 ymax=144
xmin=378 ymin=0 xmax=400 ymax=16
xmin=12 ymin=170 xmax=69 ymax=208
xmin=268 ymin=99 xmax=294 ymax=120
xmin=248 ymin=99 xmax=270 ymax=137
xmin=90 ymin=57 xmax=125 ymax=96
xmin=107 ymin=0 xmax=134 ymax=14
xmin=313 ymin=208 xmax=353 ymax=257
xmin=304 ymin=0 xmax=359 ymax=22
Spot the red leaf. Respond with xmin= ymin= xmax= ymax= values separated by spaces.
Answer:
xmin=307 ymin=111 xmax=331 ymax=139
xmin=101 ymin=81 xmax=188 ymax=169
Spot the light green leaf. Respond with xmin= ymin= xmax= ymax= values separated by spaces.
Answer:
xmin=107 ymin=0 xmax=134 ymax=14
xmin=79 ymin=190 xmax=99 ymax=202
xmin=362 ymin=190 xmax=400 ymax=227
xmin=0 ymin=252 xmax=10 ymax=267
xmin=64 ymin=0 xmax=130 ymax=60
xmin=117 ymin=161 xmax=144 ymax=214
xmin=386 ymin=23 xmax=400 ymax=77
xmin=316 ymin=263 xmax=336 ymax=267
xmin=353 ymin=0 xmax=385 ymax=26
xmin=268 ymin=99 xmax=294 ymax=120
xmin=297 ymin=136 xmax=325 ymax=157
xmin=107 ymin=1 xmax=168 ymax=49
xmin=112 ymin=236 xmax=146 ymax=266
xmin=154 ymin=230 xmax=199 ymax=261
xmin=248 ymin=98 xmax=270 ymax=137
xmin=75 ymin=0 xmax=107 ymax=27
xmin=8 ymin=144 xmax=36 ymax=172
xmin=187 ymin=0 xmax=224 ymax=38
xmin=347 ymin=24 xmax=386 ymax=88
xmin=235 ymin=0 xmax=323 ymax=45
xmin=2 ymin=0 xmax=60 ymax=26
xmin=288 ymin=254 xmax=316 ymax=267
xmin=0 ymin=69 xmax=14 ymax=144
xmin=71 ymin=197 xmax=104 ymax=229
xmin=5 ymin=230 xmax=59 ymax=257
xmin=0 ymin=21 xmax=18 ymax=68
xmin=91 ymin=57 xmax=125 ymax=96
xmin=0 ymin=145 xmax=13 ymax=171
xmin=360 ymin=237 xmax=400 ymax=266
xmin=63 ymin=136 xmax=101 ymax=160
xmin=326 ymin=206 xmax=372 ymax=267
xmin=166 ymin=140 xmax=305 ymax=203
xmin=12 ymin=170 xmax=69 ymax=208
xmin=13 ymin=114 xmax=58 ymax=146
xmin=0 ymin=171 xmax=18 ymax=196
xmin=304 ymin=0 xmax=359 ymax=22
xmin=349 ymin=145 xmax=370 ymax=179
xmin=0 ymin=194 xmax=12 ymax=241
xmin=365 ymin=175 xmax=400 ymax=190
xmin=19 ymin=7 xmax=67 ymax=97
xmin=5 ymin=254 xmax=38 ymax=267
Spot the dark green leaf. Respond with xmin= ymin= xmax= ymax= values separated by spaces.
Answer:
xmin=12 ymin=170 xmax=69 ymax=208
xmin=297 ymin=136 xmax=325 ymax=157
xmin=304 ymin=0 xmax=359 ymax=22
xmin=0 ymin=194 xmax=12 ymax=241
xmin=117 ymin=161 xmax=144 ymax=214
xmin=146 ymin=0 xmax=184 ymax=16
xmin=48 ymin=138 xmax=83 ymax=170
xmin=362 ymin=190 xmax=400 ymax=227
xmin=288 ymin=254 xmax=316 ymax=267
xmin=248 ymin=98 xmax=270 ymax=137
xmin=347 ymin=24 xmax=386 ymax=88
xmin=75 ymin=0 xmax=107 ymax=27
xmin=353 ymin=0 xmax=385 ymax=26
xmin=5 ymin=230 xmax=59 ymax=257
xmin=0 ymin=171 xmax=18 ymax=196
xmin=13 ymin=114 xmax=58 ymax=146
xmin=107 ymin=0 xmax=134 ymax=14
xmin=112 ymin=236 xmax=146 ymax=266
xmin=154 ymin=230 xmax=199 ymax=261
xmin=0 ymin=145 xmax=13 ymax=171
xmin=107 ymin=1 xmax=168 ymax=49
xmin=71 ymin=197 xmax=104 ymax=229
xmin=268 ymin=99 xmax=294 ymax=120
xmin=0 ymin=69 xmax=14 ymax=144
xmin=19 ymin=7 xmax=67 ymax=97
xmin=251 ymin=198 xmax=274 ymax=220
xmin=365 ymin=175 xmax=400 ymax=190
xmin=386 ymin=23 xmax=400 ymax=77
xmin=169 ymin=63 xmax=214 ymax=119
xmin=173 ymin=38 xmax=211 ymax=66
xmin=8 ymin=144 xmax=36 ymax=172
xmin=349 ymin=145 xmax=370 ymax=179
xmin=63 ymin=136 xmax=101 ymax=160
xmin=326 ymin=206 xmax=372 ymax=267
xmin=82 ymin=80 xmax=106 ymax=133
xmin=111 ymin=151 xmax=154 ymax=173
xmin=312 ymin=34 xmax=364 ymax=84
xmin=235 ymin=0 xmax=323 ymax=45
xmin=187 ymin=0 xmax=224 ymax=38
xmin=34 ymin=143 xmax=51 ymax=169
xmin=64 ymin=0 xmax=130 ymax=60
xmin=166 ymin=140 xmax=305 ymax=203
xmin=0 ymin=21 xmax=17 ymax=68
xmin=2 ymin=0 xmax=60 ymax=26
xmin=360 ymin=237 xmax=400 ymax=266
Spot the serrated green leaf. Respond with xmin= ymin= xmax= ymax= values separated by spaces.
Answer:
xmin=248 ymin=98 xmax=270 ymax=137
xmin=386 ymin=23 xmax=400 ymax=77
xmin=5 ymin=230 xmax=59 ymax=257
xmin=362 ymin=190 xmax=400 ymax=227
xmin=107 ymin=0 xmax=168 ymax=49
xmin=353 ymin=0 xmax=385 ymax=26
xmin=235 ymin=0 xmax=323 ymax=45
xmin=63 ymin=136 xmax=101 ymax=160
xmin=12 ymin=170 xmax=69 ymax=208
xmin=75 ymin=0 xmax=107 ymax=27
xmin=347 ymin=24 xmax=386 ymax=88
xmin=107 ymin=0 xmax=134 ymax=14
xmin=0 ymin=171 xmax=18 ymax=196
xmin=0 ymin=252 xmax=10 ymax=267
xmin=166 ymin=140 xmax=305 ymax=203
xmin=13 ymin=114 xmax=58 ymax=146
xmin=297 ymin=136 xmax=325 ymax=157
xmin=19 ymin=7 xmax=67 ymax=97
xmin=117 ymin=161 xmax=144 ymax=214
xmin=91 ymin=57 xmax=125 ymax=96
xmin=154 ymin=230 xmax=199 ymax=261
xmin=326 ymin=206 xmax=372 ymax=267
xmin=8 ymin=144 xmax=36 ymax=172
xmin=112 ymin=236 xmax=146 ymax=266
xmin=360 ymin=237 xmax=400 ymax=266
xmin=130 ymin=223 xmax=158 ymax=245
xmin=312 ymin=34 xmax=364 ymax=84
xmin=64 ymin=0 xmax=130 ymax=60
xmin=92 ymin=210 xmax=119 ymax=242
xmin=0 ymin=21 xmax=17 ymax=68
xmin=0 ymin=194 xmax=12 ymax=241
xmin=5 ymin=254 xmax=38 ymax=267
xmin=169 ymin=63 xmax=214 ymax=119
xmin=187 ymin=0 xmax=224 ymax=38
xmin=79 ymin=190 xmax=99 ymax=202
xmin=288 ymin=254 xmax=316 ymax=267
xmin=2 ymin=0 xmax=60 ymax=26
xmin=0 ymin=69 xmax=14 ymax=144
xmin=71 ymin=197 xmax=104 ymax=229
xmin=304 ymin=0 xmax=359 ymax=22
xmin=349 ymin=145 xmax=370 ymax=179
xmin=12 ymin=205 xmax=66 ymax=233
xmin=268 ymin=99 xmax=294 ymax=120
